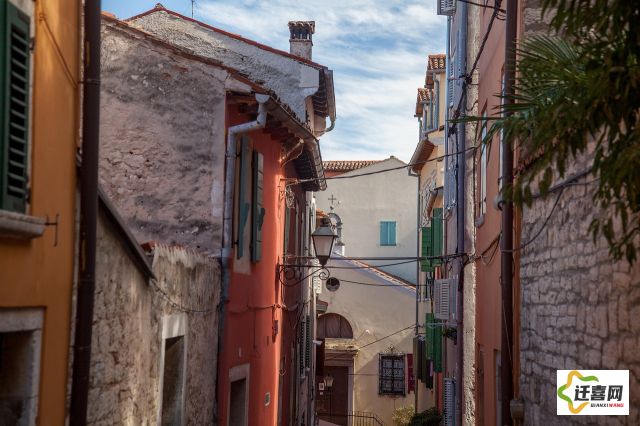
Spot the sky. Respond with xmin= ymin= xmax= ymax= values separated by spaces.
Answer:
xmin=102 ymin=1 xmax=447 ymax=162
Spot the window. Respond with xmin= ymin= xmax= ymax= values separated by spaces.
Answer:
xmin=159 ymin=314 xmax=187 ymax=426
xmin=378 ymin=354 xmax=405 ymax=396
xmin=0 ymin=309 xmax=42 ymax=425
xmin=379 ymin=221 xmax=396 ymax=246
xmin=479 ymin=109 xmax=488 ymax=216
xmin=251 ymin=150 xmax=264 ymax=262
xmin=316 ymin=313 xmax=353 ymax=339
xmin=1 ymin=0 xmax=31 ymax=213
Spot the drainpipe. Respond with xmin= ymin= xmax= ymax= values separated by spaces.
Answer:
xmin=69 ymin=0 xmax=101 ymax=424
xmin=217 ymin=93 xmax=270 ymax=410
xmin=502 ymin=0 xmax=517 ymax=424
xmin=455 ymin=1 xmax=468 ymax=425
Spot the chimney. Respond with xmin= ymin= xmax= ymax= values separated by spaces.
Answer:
xmin=288 ymin=21 xmax=315 ymax=60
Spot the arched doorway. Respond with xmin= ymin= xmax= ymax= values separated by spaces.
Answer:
xmin=316 ymin=313 xmax=354 ymax=426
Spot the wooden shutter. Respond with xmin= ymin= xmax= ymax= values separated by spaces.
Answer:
xmin=251 ymin=150 xmax=264 ymax=262
xmin=1 ymin=1 xmax=30 ymax=212
xmin=421 ymin=226 xmax=433 ymax=272
xmin=304 ymin=314 xmax=311 ymax=369
xmin=299 ymin=318 xmax=305 ymax=376
xmin=389 ymin=221 xmax=396 ymax=245
xmin=380 ymin=221 xmax=387 ymax=245
xmin=426 ymin=313 xmax=443 ymax=373
xmin=236 ymin=137 xmax=251 ymax=259
xmin=432 ymin=208 xmax=443 ymax=263
xmin=443 ymin=378 xmax=456 ymax=426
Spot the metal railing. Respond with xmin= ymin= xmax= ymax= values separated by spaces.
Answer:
xmin=320 ymin=411 xmax=386 ymax=426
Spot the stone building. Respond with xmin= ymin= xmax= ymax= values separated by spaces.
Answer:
xmin=99 ymin=6 xmax=336 ymax=425
xmin=515 ymin=5 xmax=640 ymax=425
xmin=89 ymin=190 xmax=220 ymax=425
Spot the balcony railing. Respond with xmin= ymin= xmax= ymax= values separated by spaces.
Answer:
xmin=320 ymin=411 xmax=386 ymax=426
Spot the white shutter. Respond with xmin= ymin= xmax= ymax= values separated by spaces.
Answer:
xmin=443 ymin=378 xmax=456 ymax=426
xmin=438 ymin=0 xmax=457 ymax=16
xmin=435 ymin=277 xmax=457 ymax=320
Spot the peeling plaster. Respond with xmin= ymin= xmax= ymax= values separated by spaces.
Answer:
xmin=129 ymin=11 xmax=320 ymax=122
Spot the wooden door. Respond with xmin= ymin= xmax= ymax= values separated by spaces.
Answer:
xmin=316 ymin=366 xmax=349 ymax=426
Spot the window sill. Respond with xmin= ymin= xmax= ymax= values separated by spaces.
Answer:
xmin=0 ymin=210 xmax=46 ymax=240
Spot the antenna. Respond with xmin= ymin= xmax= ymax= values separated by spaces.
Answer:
xmin=191 ymin=0 xmax=196 ymax=17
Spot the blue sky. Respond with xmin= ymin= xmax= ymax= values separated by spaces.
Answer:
xmin=103 ymin=1 xmax=447 ymax=161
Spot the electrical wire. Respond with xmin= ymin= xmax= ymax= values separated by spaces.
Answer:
xmin=149 ymin=278 xmax=216 ymax=314
xmin=449 ymin=0 xmax=503 ymax=133
xmin=287 ymin=146 xmax=477 ymax=187
xmin=322 ymin=324 xmax=415 ymax=363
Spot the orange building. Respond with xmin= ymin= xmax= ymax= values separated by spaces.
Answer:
xmin=0 ymin=0 xmax=81 ymax=423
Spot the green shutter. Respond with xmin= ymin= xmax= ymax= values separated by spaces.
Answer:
xmin=299 ymin=318 xmax=305 ymax=375
xmin=283 ymin=205 xmax=290 ymax=255
xmin=425 ymin=313 xmax=434 ymax=359
xmin=236 ymin=137 xmax=251 ymax=259
xmin=421 ymin=226 xmax=434 ymax=272
xmin=304 ymin=314 xmax=311 ymax=368
xmin=426 ymin=313 xmax=443 ymax=372
xmin=1 ymin=1 xmax=30 ymax=212
xmin=251 ymin=150 xmax=264 ymax=262
xmin=432 ymin=208 xmax=443 ymax=264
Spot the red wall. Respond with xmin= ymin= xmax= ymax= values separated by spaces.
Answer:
xmin=218 ymin=103 xmax=304 ymax=425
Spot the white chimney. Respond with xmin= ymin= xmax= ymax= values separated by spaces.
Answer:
xmin=288 ymin=21 xmax=315 ymax=60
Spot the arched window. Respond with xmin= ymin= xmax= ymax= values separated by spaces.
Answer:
xmin=317 ymin=313 xmax=353 ymax=339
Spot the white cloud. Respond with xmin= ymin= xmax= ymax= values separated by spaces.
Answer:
xmin=196 ymin=0 xmax=446 ymax=161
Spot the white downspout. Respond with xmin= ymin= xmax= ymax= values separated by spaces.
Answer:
xmin=218 ymin=93 xmax=270 ymax=355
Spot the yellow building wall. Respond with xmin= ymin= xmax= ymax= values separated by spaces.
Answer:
xmin=0 ymin=0 xmax=79 ymax=423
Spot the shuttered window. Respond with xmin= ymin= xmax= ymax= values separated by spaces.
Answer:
xmin=236 ymin=137 xmax=251 ymax=259
xmin=425 ymin=313 xmax=442 ymax=373
xmin=251 ymin=150 xmax=264 ymax=262
xmin=421 ymin=208 xmax=443 ymax=272
xmin=379 ymin=221 xmax=396 ymax=246
xmin=1 ymin=1 xmax=30 ymax=212
xmin=379 ymin=354 xmax=405 ymax=395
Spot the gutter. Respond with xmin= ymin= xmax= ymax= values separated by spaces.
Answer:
xmin=217 ymin=91 xmax=269 ymax=385
xmin=70 ymin=0 xmax=101 ymax=423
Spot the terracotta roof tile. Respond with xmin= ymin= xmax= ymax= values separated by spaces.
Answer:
xmin=415 ymin=88 xmax=431 ymax=116
xmin=428 ymin=54 xmax=446 ymax=71
xmin=322 ymin=160 xmax=382 ymax=172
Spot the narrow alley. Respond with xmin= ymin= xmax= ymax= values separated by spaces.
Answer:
xmin=0 ymin=1 xmax=638 ymax=426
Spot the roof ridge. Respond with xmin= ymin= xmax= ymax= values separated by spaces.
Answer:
xmin=125 ymin=4 xmax=328 ymax=70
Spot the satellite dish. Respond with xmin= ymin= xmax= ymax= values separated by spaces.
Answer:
xmin=325 ymin=277 xmax=340 ymax=292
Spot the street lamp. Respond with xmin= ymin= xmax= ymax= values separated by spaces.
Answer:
xmin=324 ymin=374 xmax=334 ymax=388
xmin=312 ymin=217 xmax=337 ymax=267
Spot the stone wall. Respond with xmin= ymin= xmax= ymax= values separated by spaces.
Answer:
xmin=89 ymin=209 xmax=220 ymax=425
xmin=518 ymin=153 xmax=640 ymax=425
xmin=518 ymin=3 xmax=640 ymax=425
xmin=99 ymin=20 xmax=229 ymax=256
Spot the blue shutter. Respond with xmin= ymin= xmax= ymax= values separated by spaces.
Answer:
xmin=389 ymin=221 xmax=397 ymax=245
xmin=236 ymin=137 xmax=250 ymax=259
xmin=380 ymin=221 xmax=397 ymax=246
xmin=251 ymin=150 xmax=264 ymax=262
